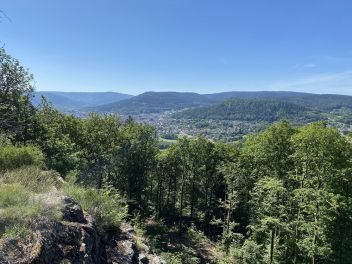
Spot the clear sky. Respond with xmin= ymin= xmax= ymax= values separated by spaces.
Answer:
xmin=1 ymin=0 xmax=352 ymax=95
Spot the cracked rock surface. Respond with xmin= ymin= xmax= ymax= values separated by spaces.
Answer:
xmin=0 ymin=195 xmax=164 ymax=264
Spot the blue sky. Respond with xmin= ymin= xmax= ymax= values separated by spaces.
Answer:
xmin=1 ymin=0 xmax=352 ymax=95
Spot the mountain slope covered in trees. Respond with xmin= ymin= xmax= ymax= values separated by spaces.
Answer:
xmin=92 ymin=91 xmax=212 ymax=114
xmin=173 ymin=98 xmax=324 ymax=123
xmin=33 ymin=91 xmax=133 ymax=111
xmin=36 ymin=89 xmax=352 ymax=118
xmin=89 ymin=91 xmax=352 ymax=117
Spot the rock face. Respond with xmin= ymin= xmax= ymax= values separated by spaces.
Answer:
xmin=106 ymin=223 xmax=164 ymax=264
xmin=0 ymin=196 xmax=164 ymax=264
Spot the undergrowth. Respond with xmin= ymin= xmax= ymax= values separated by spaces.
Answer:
xmin=63 ymin=175 xmax=127 ymax=230
xmin=133 ymin=217 xmax=219 ymax=264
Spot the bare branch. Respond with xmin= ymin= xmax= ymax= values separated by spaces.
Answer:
xmin=0 ymin=10 xmax=11 ymax=23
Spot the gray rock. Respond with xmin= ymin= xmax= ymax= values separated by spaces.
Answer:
xmin=0 ymin=195 xmax=164 ymax=264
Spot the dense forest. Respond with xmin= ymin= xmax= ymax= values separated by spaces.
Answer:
xmin=2 ymin=48 xmax=352 ymax=263
xmin=85 ymin=91 xmax=352 ymax=117
xmin=173 ymin=98 xmax=323 ymax=123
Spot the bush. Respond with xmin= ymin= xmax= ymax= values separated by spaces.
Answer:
xmin=63 ymin=183 xmax=127 ymax=230
xmin=161 ymin=250 xmax=200 ymax=264
xmin=0 ymin=145 xmax=44 ymax=171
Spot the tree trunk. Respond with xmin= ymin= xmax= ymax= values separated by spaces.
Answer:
xmin=179 ymin=172 xmax=186 ymax=233
xmin=190 ymin=173 xmax=195 ymax=218
xmin=269 ymin=228 xmax=275 ymax=264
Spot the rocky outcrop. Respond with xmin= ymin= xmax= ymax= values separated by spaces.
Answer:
xmin=106 ymin=223 xmax=164 ymax=264
xmin=0 ymin=195 xmax=164 ymax=264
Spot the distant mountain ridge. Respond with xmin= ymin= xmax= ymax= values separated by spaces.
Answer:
xmin=91 ymin=91 xmax=213 ymax=114
xmin=33 ymin=91 xmax=133 ymax=111
xmin=35 ymin=91 xmax=352 ymax=120
xmin=90 ymin=90 xmax=352 ymax=115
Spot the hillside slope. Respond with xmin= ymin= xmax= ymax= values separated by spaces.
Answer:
xmin=205 ymin=91 xmax=352 ymax=111
xmin=173 ymin=98 xmax=323 ymax=123
xmin=92 ymin=91 xmax=213 ymax=114
xmin=33 ymin=91 xmax=133 ymax=111
xmin=91 ymin=91 xmax=352 ymax=115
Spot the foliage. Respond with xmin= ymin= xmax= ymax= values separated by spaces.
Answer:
xmin=2 ymin=224 xmax=31 ymax=239
xmin=0 ymin=48 xmax=36 ymax=142
xmin=0 ymin=183 xmax=45 ymax=238
xmin=174 ymin=98 xmax=323 ymax=123
xmin=63 ymin=181 xmax=127 ymax=230
xmin=1 ymin=166 xmax=59 ymax=193
xmin=94 ymin=91 xmax=211 ymax=114
xmin=33 ymin=98 xmax=82 ymax=175
xmin=0 ymin=145 xmax=44 ymax=171
xmin=134 ymin=219 xmax=212 ymax=264
xmin=76 ymin=112 xmax=121 ymax=187
xmin=2 ymin=51 xmax=352 ymax=262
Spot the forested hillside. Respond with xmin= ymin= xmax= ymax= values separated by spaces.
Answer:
xmin=204 ymin=91 xmax=352 ymax=111
xmin=88 ymin=91 xmax=352 ymax=117
xmin=33 ymin=91 xmax=132 ymax=111
xmin=92 ymin=91 xmax=212 ymax=114
xmin=2 ymin=48 xmax=352 ymax=263
xmin=173 ymin=98 xmax=323 ymax=123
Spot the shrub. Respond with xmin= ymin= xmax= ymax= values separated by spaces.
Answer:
xmin=0 ymin=145 xmax=44 ymax=171
xmin=63 ymin=184 xmax=127 ymax=230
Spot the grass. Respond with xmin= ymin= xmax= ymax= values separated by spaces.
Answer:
xmin=0 ymin=144 xmax=127 ymax=240
xmin=0 ymin=183 xmax=41 ymax=239
xmin=0 ymin=166 xmax=60 ymax=193
xmin=0 ymin=166 xmax=63 ymax=239
xmin=2 ymin=224 xmax=31 ymax=239
xmin=63 ymin=182 xmax=127 ymax=231
xmin=159 ymin=138 xmax=178 ymax=144
xmin=0 ymin=183 xmax=30 ymax=208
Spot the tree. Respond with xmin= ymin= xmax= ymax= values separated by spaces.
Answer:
xmin=249 ymin=177 xmax=290 ymax=264
xmin=114 ymin=121 xmax=157 ymax=211
xmin=290 ymin=122 xmax=352 ymax=263
xmin=0 ymin=48 xmax=35 ymax=142
xmin=33 ymin=97 xmax=82 ymax=175
xmin=77 ymin=113 xmax=121 ymax=187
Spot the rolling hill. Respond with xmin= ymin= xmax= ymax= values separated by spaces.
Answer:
xmin=33 ymin=91 xmax=133 ymax=111
xmin=173 ymin=98 xmax=324 ymax=123
xmin=204 ymin=91 xmax=352 ymax=111
xmin=90 ymin=91 xmax=352 ymax=115
xmin=92 ymin=91 xmax=213 ymax=114
xmin=204 ymin=91 xmax=310 ymax=101
xmin=36 ymin=91 xmax=352 ymax=121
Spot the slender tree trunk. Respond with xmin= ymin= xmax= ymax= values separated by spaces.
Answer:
xmin=179 ymin=172 xmax=186 ymax=233
xmin=204 ymin=172 xmax=209 ymax=221
xmin=269 ymin=228 xmax=276 ymax=264
xmin=166 ymin=171 xmax=172 ymax=206
xmin=190 ymin=173 xmax=195 ymax=218
xmin=173 ymin=174 xmax=177 ymax=212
